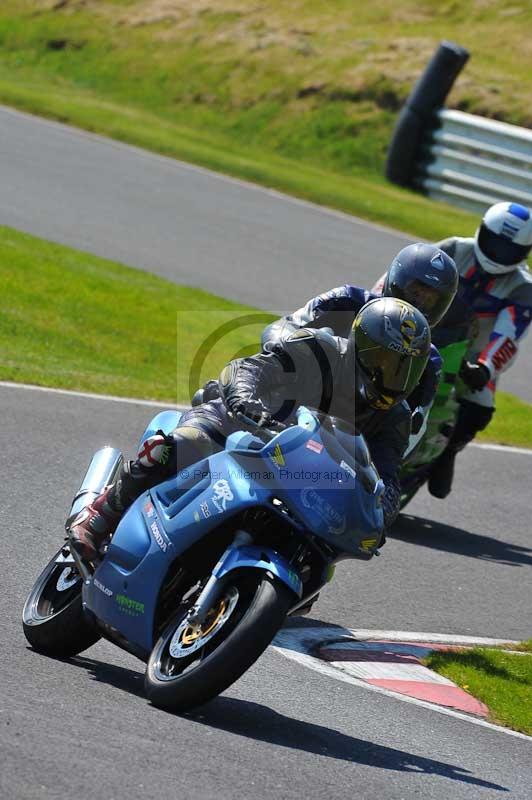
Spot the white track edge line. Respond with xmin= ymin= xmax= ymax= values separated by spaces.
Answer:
xmin=0 ymin=380 xmax=187 ymax=410
xmin=273 ymin=629 xmax=532 ymax=741
xmin=344 ymin=629 xmax=519 ymax=646
xmin=2 ymin=381 xmax=532 ymax=456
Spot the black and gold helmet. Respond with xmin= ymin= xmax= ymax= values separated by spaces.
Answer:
xmin=348 ymin=297 xmax=431 ymax=411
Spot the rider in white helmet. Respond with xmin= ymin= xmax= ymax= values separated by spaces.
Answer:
xmin=428 ymin=201 xmax=532 ymax=498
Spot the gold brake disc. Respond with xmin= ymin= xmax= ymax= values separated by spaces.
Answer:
xmin=181 ymin=597 xmax=228 ymax=645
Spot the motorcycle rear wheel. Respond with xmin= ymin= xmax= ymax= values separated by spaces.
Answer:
xmin=145 ymin=570 xmax=294 ymax=712
xmin=22 ymin=546 xmax=101 ymax=658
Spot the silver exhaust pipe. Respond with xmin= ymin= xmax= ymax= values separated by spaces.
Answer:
xmin=65 ymin=446 xmax=123 ymax=528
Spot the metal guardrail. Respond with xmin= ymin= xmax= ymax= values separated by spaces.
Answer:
xmin=417 ymin=109 xmax=532 ymax=213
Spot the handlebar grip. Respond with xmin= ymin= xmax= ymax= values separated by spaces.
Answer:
xmin=234 ymin=411 xmax=286 ymax=439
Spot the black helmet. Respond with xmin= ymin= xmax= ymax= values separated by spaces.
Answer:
xmin=348 ymin=297 xmax=431 ymax=411
xmin=382 ymin=243 xmax=458 ymax=327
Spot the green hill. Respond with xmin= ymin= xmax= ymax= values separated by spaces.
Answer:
xmin=0 ymin=1 xmax=529 ymax=236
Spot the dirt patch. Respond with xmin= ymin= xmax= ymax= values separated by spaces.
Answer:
xmin=118 ymin=1 xmax=246 ymax=27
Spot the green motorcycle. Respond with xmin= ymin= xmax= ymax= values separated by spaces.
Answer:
xmin=399 ymin=297 xmax=477 ymax=508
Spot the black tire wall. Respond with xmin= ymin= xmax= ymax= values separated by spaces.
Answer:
xmin=385 ymin=41 xmax=470 ymax=187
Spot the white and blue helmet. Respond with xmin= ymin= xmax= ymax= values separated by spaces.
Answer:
xmin=475 ymin=202 xmax=532 ymax=275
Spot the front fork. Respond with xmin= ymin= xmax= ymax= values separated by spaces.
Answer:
xmin=186 ymin=530 xmax=303 ymax=626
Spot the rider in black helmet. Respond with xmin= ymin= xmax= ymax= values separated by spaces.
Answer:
xmin=195 ymin=244 xmax=456 ymax=433
xmin=69 ymin=298 xmax=431 ymax=564
xmin=380 ymin=244 xmax=459 ymax=328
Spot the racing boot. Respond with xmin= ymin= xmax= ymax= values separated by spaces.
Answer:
xmin=427 ymin=446 xmax=457 ymax=499
xmin=68 ymin=488 xmax=122 ymax=563
xmin=428 ymin=400 xmax=493 ymax=499
xmin=69 ymin=431 xmax=176 ymax=563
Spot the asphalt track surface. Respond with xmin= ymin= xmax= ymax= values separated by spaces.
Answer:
xmin=0 ymin=106 xmax=531 ymax=798
xmin=2 ymin=385 xmax=531 ymax=799
xmin=0 ymin=104 xmax=531 ymax=402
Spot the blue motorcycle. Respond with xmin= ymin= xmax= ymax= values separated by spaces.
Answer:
xmin=23 ymin=407 xmax=384 ymax=711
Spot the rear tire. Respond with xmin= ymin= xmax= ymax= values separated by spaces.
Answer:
xmin=145 ymin=571 xmax=294 ymax=712
xmin=22 ymin=547 xmax=101 ymax=658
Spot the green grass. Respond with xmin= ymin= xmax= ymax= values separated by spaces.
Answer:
xmin=1 ymin=223 xmax=531 ymax=449
xmin=426 ymin=644 xmax=532 ymax=735
xmin=0 ymin=224 xmax=273 ymax=403
xmin=1 ymin=1 xmax=530 ymax=239
xmin=478 ymin=392 xmax=532 ymax=449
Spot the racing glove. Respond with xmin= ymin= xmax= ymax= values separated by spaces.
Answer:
xmin=459 ymin=360 xmax=491 ymax=392
xmin=229 ymin=397 xmax=272 ymax=428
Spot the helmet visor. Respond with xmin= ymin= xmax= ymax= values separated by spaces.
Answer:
xmin=356 ymin=342 xmax=427 ymax=409
xmin=394 ymin=279 xmax=450 ymax=326
xmin=478 ymin=224 xmax=531 ymax=266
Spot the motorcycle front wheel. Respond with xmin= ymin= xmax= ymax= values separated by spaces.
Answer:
xmin=22 ymin=546 xmax=101 ymax=658
xmin=145 ymin=570 xmax=294 ymax=712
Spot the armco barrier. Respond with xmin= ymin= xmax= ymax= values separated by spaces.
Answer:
xmin=386 ymin=42 xmax=532 ymax=214
xmin=418 ymin=109 xmax=532 ymax=213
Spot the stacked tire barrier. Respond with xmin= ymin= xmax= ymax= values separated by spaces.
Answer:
xmin=386 ymin=41 xmax=532 ymax=214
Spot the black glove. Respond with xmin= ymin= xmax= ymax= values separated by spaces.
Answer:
xmin=230 ymin=397 xmax=272 ymax=428
xmin=459 ymin=360 xmax=491 ymax=391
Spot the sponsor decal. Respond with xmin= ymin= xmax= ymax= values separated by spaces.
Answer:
xmin=340 ymin=460 xmax=356 ymax=480
xmin=200 ymin=501 xmax=211 ymax=518
xmin=491 ymin=338 xmax=517 ymax=371
xmin=115 ymin=593 xmax=145 ymax=616
xmin=269 ymin=443 xmax=285 ymax=469
xmin=287 ymin=568 xmax=301 ymax=590
xmin=94 ymin=578 xmax=113 ymax=597
xmin=384 ymin=309 xmax=427 ymax=355
xmin=211 ymin=479 xmax=234 ymax=513
xmin=300 ymin=487 xmax=346 ymax=535
xmin=143 ymin=499 xmax=155 ymax=518
xmin=150 ymin=519 xmax=169 ymax=553
xmin=306 ymin=439 xmax=324 ymax=455
xmin=360 ymin=537 xmax=379 ymax=553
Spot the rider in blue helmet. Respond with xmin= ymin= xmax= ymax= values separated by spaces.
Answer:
xmin=195 ymin=244 xmax=458 ymax=441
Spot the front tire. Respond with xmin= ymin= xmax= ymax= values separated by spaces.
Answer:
xmin=22 ymin=546 xmax=101 ymax=658
xmin=145 ymin=571 xmax=294 ymax=712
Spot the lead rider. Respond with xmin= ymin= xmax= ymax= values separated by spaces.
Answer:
xmin=69 ymin=298 xmax=431 ymax=563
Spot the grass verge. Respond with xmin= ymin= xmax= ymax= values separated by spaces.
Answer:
xmin=426 ymin=643 xmax=532 ymax=735
xmin=478 ymin=393 xmax=532 ymax=450
xmin=1 ymin=223 xmax=531 ymax=448
xmin=0 ymin=224 xmax=273 ymax=403
xmin=0 ymin=0 xmax=504 ymax=241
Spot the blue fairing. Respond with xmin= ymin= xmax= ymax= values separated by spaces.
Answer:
xmin=213 ymin=545 xmax=303 ymax=597
xmin=84 ymin=406 xmax=384 ymax=656
xmin=137 ymin=409 xmax=182 ymax=447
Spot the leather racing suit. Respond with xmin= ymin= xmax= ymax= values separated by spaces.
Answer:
xmin=436 ymin=237 xmax=532 ymax=408
xmin=261 ymin=285 xmax=442 ymax=420
xmin=432 ymin=237 xmax=532 ymax=451
xmin=108 ymin=329 xmax=411 ymax=534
